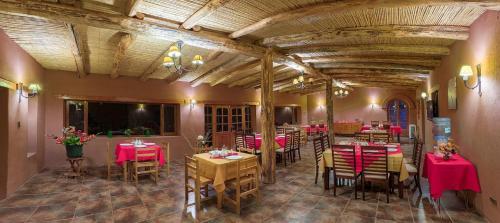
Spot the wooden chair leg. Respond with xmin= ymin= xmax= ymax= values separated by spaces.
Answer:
xmin=315 ymin=166 xmax=318 ymax=184
xmin=204 ymin=185 xmax=209 ymax=197
xmin=333 ymin=176 xmax=337 ymax=196
xmin=362 ymin=176 xmax=365 ymax=201
xmin=386 ymin=179 xmax=390 ymax=203
xmin=298 ymin=148 xmax=301 ymax=160
xmin=354 ymin=178 xmax=358 ymax=199
xmin=415 ymin=175 xmax=422 ymax=194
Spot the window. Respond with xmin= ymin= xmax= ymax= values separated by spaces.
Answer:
xmin=204 ymin=106 xmax=213 ymax=146
xmin=244 ymin=106 xmax=252 ymax=132
xmin=274 ymin=106 xmax=300 ymax=126
xmin=387 ymin=100 xmax=409 ymax=129
xmin=65 ymin=100 xmax=179 ymax=136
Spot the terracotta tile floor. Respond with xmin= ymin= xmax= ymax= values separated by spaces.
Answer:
xmin=0 ymin=139 xmax=488 ymax=223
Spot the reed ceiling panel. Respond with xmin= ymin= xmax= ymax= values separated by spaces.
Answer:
xmin=141 ymin=0 xmax=210 ymax=23
xmin=0 ymin=13 xmax=76 ymax=72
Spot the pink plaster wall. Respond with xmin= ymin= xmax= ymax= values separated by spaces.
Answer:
xmin=43 ymin=70 xmax=307 ymax=168
xmin=0 ymin=30 xmax=46 ymax=198
xmin=423 ymin=11 xmax=500 ymax=222
xmin=306 ymin=87 xmax=417 ymax=132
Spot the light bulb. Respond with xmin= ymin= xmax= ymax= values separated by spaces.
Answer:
xmin=163 ymin=57 xmax=174 ymax=67
xmin=167 ymin=45 xmax=181 ymax=58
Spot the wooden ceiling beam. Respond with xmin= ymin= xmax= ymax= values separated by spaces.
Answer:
xmin=314 ymin=62 xmax=434 ymax=72
xmin=210 ymin=59 xmax=260 ymax=86
xmin=301 ymin=55 xmax=441 ymax=67
xmin=190 ymin=56 xmax=241 ymax=87
xmin=110 ymin=33 xmax=135 ymax=79
xmin=238 ymin=65 xmax=289 ymax=88
xmin=126 ymin=0 xmax=143 ymax=17
xmin=229 ymin=1 xmax=500 ymax=39
xmin=64 ymin=23 xmax=88 ymax=78
xmin=261 ymin=25 xmax=469 ymax=47
xmin=285 ymin=44 xmax=450 ymax=57
xmin=182 ymin=0 xmax=234 ymax=29
xmin=322 ymin=68 xmax=430 ymax=76
xmin=248 ymin=70 xmax=298 ymax=90
xmin=228 ymin=65 xmax=287 ymax=88
xmin=0 ymin=0 xmax=329 ymax=81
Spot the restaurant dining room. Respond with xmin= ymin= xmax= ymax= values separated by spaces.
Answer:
xmin=0 ymin=1 xmax=499 ymax=223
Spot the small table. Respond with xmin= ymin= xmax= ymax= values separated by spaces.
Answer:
xmin=422 ymin=153 xmax=481 ymax=200
xmin=193 ymin=152 xmax=260 ymax=209
xmin=65 ymin=157 xmax=85 ymax=180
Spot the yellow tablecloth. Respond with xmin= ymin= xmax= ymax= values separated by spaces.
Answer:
xmin=193 ymin=152 xmax=260 ymax=192
xmin=319 ymin=149 xmax=409 ymax=182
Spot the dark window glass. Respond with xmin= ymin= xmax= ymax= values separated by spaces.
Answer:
xmin=88 ymin=102 xmax=160 ymax=135
xmin=163 ymin=105 xmax=176 ymax=133
xmin=204 ymin=106 xmax=213 ymax=146
xmin=68 ymin=101 xmax=84 ymax=131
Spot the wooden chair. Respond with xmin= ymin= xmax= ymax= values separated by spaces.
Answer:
xmin=332 ymin=145 xmax=361 ymax=198
xmin=292 ymin=130 xmax=301 ymax=162
xmin=371 ymin=120 xmax=380 ymax=128
xmin=235 ymin=132 xmax=246 ymax=152
xmin=382 ymin=121 xmax=391 ymax=130
xmin=184 ymin=156 xmax=213 ymax=212
xmin=161 ymin=142 xmax=170 ymax=176
xmin=276 ymin=132 xmax=293 ymax=166
xmin=313 ymin=136 xmax=324 ymax=184
xmin=355 ymin=132 xmax=371 ymax=142
xmin=404 ymin=137 xmax=420 ymax=164
xmin=276 ymin=127 xmax=285 ymax=135
xmin=405 ymin=141 xmax=424 ymax=194
xmin=131 ymin=147 xmax=159 ymax=185
xmin=321 ymin=134 xmax=330 ymax=150
xmin=372 ymin=133 xmax=390 ymax=143
xmin=223 ymin=156 xmax=260 ymax=215
xmin=361 ymin=146 xmax=390 ymax=203
xmin=107 ymin=141 xmax=123 ymax=180
xmin=244 ymin=134 xmax=260 ymax=155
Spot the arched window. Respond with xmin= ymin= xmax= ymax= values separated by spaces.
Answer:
xmin=387 ymin=99 xmax=409 ymax=129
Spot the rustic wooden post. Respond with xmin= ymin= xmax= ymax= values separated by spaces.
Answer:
xmin=260 ymin=48 xmax=276 ymax=184
xmin=326 ymin=77 xmax=335 ymax=145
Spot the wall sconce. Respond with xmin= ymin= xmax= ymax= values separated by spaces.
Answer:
xmin=17 ymin=83 xmax=41 ymax=102
xmin=459 ymin=64 xmax=482 ymax=96
xmin=421 ymin=92 xmax=428 ymax=100
xmin=189 ymin=99 xmax=196 ymax=110
xmin=370 ymin=102 xmax=377 ymax=109
xmin=137 ymin=103 xmax=145 ymax=111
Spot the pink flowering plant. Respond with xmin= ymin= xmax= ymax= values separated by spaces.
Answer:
xmin=48 ymin=126 xmax=96 ymax=146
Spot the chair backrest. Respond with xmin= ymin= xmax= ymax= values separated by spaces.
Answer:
xmin=237 ymin=156 xmax=258 ymax=179
xmin=371 ymin=120 xmax=380 ymax=127
xmin=361 ymin=146 xmax=388 ymax=179
xmin=332 ymin=145 xmax=357 ymax=177
xmin=245 ymin=134 xmax=257 ymax=152
xmin=276 ymin=127 xmax=285 ymax=135
xmin=414 ymin=141 xmax=424 ymax=171
xmin=185 ymin=156 xmax=200 ymax=185
xmin=310 ymin=124 xmax=317 ymax=128
xmin=321 ymin=134 xmax=330 ymax=150
xmin=235 ymin=132 xmax=246 ymax=151
xmin=284 ymin=132 xmax=293 ymax=151
xmin=382 ymin=121 xmax=391 ymax=130
xmin=313 ymin=136 xmax=324 ymax=166
xmin=292 ymin=131 xmax=300 ymax=150
xmin=372 ymin=133 xmax=390 ymax=143
xmin=318 ymin=123 xmax=325 ymax=128
xmin=355 ymin=132 xmax=371 ymax=142
xmin=135 ymin=147 xmax=158 ymax=162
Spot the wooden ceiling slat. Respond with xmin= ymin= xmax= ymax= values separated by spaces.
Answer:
xmin=302 ymin=55 xmax=441 ymax=67
xmin=64 ymin=23 xmax=88 ymax=78
xmin=285 ymin=44 xmax=450 ymax=57
xmin=182 ymin=0 xmax=234 ymax=29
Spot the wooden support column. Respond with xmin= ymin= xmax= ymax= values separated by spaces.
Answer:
xmin=326 ymin=77 xmax=335 ymax=145
xmin=260 ymin=48 xmax=275 ymax=184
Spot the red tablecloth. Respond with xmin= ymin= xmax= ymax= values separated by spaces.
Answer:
xmin=334 ymin=143 xmax=402 ymax=174
xmin=115 ymin=143 xmax=165 ymax=166
xmin=302 ymin=125 xmax=328 ymax=134
xmin=252 ymin=135 xmax=286 ymax=149
xmin=361 ymin=125 xmax=402 ymax=135
xmin=422 ymin=153 xmax=481 ymax=199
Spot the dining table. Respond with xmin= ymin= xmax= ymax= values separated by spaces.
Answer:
xmin=115 ymin=142 xmax=166 ymax=181
xmin=302 ymin=125 xmax=328 ymax=135
xmin=251 ymin=134 xmax=286 ymax=149
xmin=422 ymin=153 xmax=481 ymax=200
xmin=193 ymin=152 xmax=260 ymax=209
xmin=361 ymin=125 xmax=403 ymax=142
xmin=320 ymin=142 xmax=409 ymax=198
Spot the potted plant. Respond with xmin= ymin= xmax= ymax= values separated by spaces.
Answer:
xmin=48 ymin=126 xmax=96 ymax=158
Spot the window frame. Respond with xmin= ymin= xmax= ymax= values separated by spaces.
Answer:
xmin=64 ymin=100 xmax=180 ymax=136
